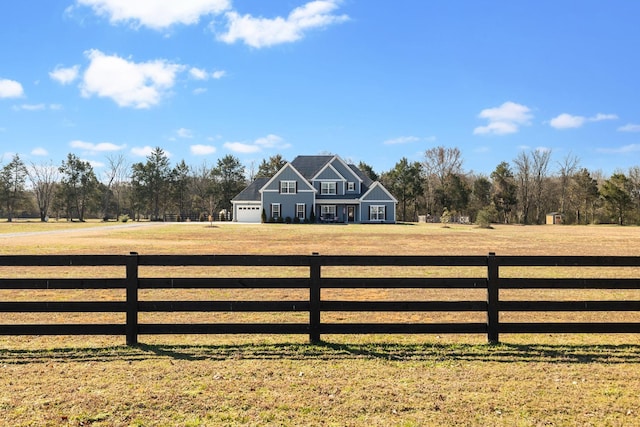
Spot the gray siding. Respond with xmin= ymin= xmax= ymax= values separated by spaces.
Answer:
xmin=362 ymin=184 xmax=394 ymax=202
xmin=330 ymin=159 xmax=360 ymax=184
xmin=315 ymin=166 xmax=342 ymax=180
xmin=262 ymin=165 xmax=304 ymax=191
xmin=360 ymin=200 xmax=396 ymax=223
xmin=262 ymin=191 xmax=315 ymax=221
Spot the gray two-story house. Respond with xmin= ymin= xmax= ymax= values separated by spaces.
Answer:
xmin=232 ymin=155 xmax=397 ymax=223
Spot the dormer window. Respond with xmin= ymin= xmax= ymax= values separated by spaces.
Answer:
xmin=321 ymin=182 xmax=337 ymax=195
xmin=347 ymin=182 xmax=355 ymax=192
xmin=280 ymin=180 xmax=296 ymax=194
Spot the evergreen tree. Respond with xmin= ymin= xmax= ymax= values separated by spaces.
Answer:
xmin=255 ymin=155 xmax=287 ymax=179
xmin=58 ymin=153 xmax=98 ymax=221
xmin=213 ymin=155 xmax=246 ymax=217
xmin=569 ymin=168 xmax=599 ymax=224
xmin=171 ymin=159 xmax=192 ymax=221
xmin=490 ymin=162 xmax=517 ymax=224
xmin=0 ymin=154 xmax=28 ymax=222
xmin=382 ymin=158 xmax=423 ymax=221
xmin=601 ymin=173 xmax=632 ymax=225
xmin=131 ymin=147 xmax=172 ymax=221
xmin=357 ymin=161 xmax=379 ymax=182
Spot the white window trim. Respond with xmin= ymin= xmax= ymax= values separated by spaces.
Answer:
xmin=321 ymin=181 xmax=337 ymax=195
xmin=347 ymin=182 xmax=355 ymax=192
xmin=271 ymin=203 xmax=281 ymax=219
xmin=280 ymin=180 xmax=296 ymax=194
xmin=321 ymin=205 xmax=336 ymax=214
xmin=296 ymin=203 xmax=305 ymax=219
xmin=370 ymin=205 xmax=385 ymax=221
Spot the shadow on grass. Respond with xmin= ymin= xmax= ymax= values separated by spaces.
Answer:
xmin=2 ymin=341 xmax=640 ymax=365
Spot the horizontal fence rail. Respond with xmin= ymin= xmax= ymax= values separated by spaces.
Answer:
xmin=0 ymin=253 xmax=639 ymax=345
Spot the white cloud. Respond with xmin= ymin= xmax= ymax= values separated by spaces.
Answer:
xmin=70 ymin=140 xmax=126 ymax=154
xmin=224 ymin=134 xmax=290 ymax=153
xmin=193 ymin=87 xmax=207 ymax=95
xmin=550 ymin=112 xmax=618 ymax=129
xmin=190 ymin=144 xmax=217 ymax=155
xmin=474 ymin=121 xmax=519 ymax=135
xmin=473 ymin=101 xmax=532 ymax=135
xmin=85 ymin=159 xmax=106 ymax=168
xmin=80 ymin=49 xmax=184 ymax=109
xmin=131 ymin=145 xmax=155 ymax=157
xmin=591 ymin=113 xmax=618 ymax=122
xmin=550 ymin=113 xmax=586 ymax=129
xmin=224 ymin=141 xmax=261 ymax=153
xmin=255 ymin=134 xmax=289 ymax=148
xmin=188 ymin=68 xmax=225 ymax=81
xmin=383 ymin=136 xmax=420 ymax=145
xmin=212 ymin=70 xmax=226 ymax=79
xmin=76 ymin=0 xmax=231 ymax=30
xmin=12 ymin=103 xmax=63 ymax=112
xmin=382 ymin=136 xmax=436 ymax=145
xmin=49 ymin=65 xmax=80 ymax=85
xmin=177 ymin=127 xmax=194 ymax=138
xmin=189 ymin=67 xmax=209 ymax=80
xmin=13 ymin=103 xmax=46 ymax=111
xmin=31 ymin=147 xmax=49 ymax=156
xmin=596 ymin=144 xmax=640 ymax=154
xmin=0 ymin=78 xmax=24 ymax=98
xmin=218 ymin=0 xmax=349 ymax=48
xmin=618 ymin=123 xmax=640 ymax=132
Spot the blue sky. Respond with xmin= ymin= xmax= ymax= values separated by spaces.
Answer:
xmin=1 ymin=0 xmax=639 ymax=177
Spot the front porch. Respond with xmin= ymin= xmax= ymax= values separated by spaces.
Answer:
xmin=316 ymin=204 xmax=358 ymax=223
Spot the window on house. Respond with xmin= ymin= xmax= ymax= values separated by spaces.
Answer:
xmin=296 ymin=203 xmax=305 ymax=219
xmin=271 ymin=203 xmax=281 ymax=219
xmin=321 ymin=182 xmax=336 ymax=195
xmin=347 ymin=182 xmax=355 ymax=191
xmin=370 ymin=205 xmax=385 ymax=221
xmin=321 ymin=205 xmax=336 ymax=220
xmin=280 ymin=180 xmax=296 ymax=194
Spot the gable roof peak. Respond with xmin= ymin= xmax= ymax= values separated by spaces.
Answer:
xmin=258 ymin=162 xmax=315 ymax=193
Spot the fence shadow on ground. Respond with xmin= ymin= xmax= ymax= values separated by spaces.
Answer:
xmin=2 ymin=341 xmax=640 ymax=365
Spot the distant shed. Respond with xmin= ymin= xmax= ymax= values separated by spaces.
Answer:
xmin=546 ymin=212 xmax=563 ymax=225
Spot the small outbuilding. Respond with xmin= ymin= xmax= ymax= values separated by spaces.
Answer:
xmin=546 ymin=212 xmax=563 ymax=225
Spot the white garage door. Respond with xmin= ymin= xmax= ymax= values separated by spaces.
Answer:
xmin=236 ymin=205 xmax=262 ymax=223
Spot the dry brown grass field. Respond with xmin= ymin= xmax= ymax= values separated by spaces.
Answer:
xmin=1 ymin=221 xmax=639 ymax=426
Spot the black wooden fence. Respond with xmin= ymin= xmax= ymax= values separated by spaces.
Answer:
xmin=1 ymin=252 xmax=639 ymax=345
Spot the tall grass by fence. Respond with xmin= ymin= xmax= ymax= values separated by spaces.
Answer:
xmin=1 ymin=253 xmax=639 ymax=345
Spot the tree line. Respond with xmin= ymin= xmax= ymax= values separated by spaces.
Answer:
xmin=1 ymin=146 xmax=639 ymax=225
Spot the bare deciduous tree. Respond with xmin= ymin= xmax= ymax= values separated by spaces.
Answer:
xmin=103 ymin=154 xmax=129 ymax=220
xmin=27 ymin=161 xmax=59 ymax=222
xmin=532 ymin=149 xmax=551 ymax=224
xmin=557 ymin=152 xmax=580 ymax=216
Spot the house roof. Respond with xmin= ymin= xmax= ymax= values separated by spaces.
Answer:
xmin=348 ymin=164 xmax=374 ymax=187
xmin=233 ymin=156 xmax=393 ymax=204
xmin=290 ymin=155 xmax=335 ymax=179
xmin=231 ymin=177 xmax=269 ymax=202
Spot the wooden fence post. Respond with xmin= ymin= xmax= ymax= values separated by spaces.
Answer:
xmin=487 ymin=252 xmax=499 ymax=344
xmin=126 ymin=252 xmax=139 ymax=346
xmin=309 ymin=252 xmax=321 ymax=343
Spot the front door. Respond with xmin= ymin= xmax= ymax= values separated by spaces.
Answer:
xmin=347 ymin=206 xmax=355 ymax=222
